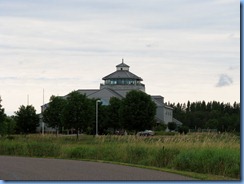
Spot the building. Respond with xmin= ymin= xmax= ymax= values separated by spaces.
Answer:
xmin=39 ymin=60 xmax=181 ymax=133
xmin=76 ymin=60 xmax=178 ymax=125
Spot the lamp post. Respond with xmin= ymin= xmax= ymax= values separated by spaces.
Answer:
xmin=96 ymin=99 xmax=101 ymax=136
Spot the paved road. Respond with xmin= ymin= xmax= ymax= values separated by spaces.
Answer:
xmin=0 ymin=156 xmax=195 ymax=181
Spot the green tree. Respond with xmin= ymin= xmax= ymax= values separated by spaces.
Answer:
xmin=107 ymin=97 xmax=122 ymax=133
xmin=62 ymin=91 xmax=94 ymax=139
xmin=121 ymin=90 xmax=156 ymax=133
xmin=43 ymin=96 xmax=66 ymax=135
xmin=7 ymin=116 xmax=16 ymax=134
xmin=0 ymin=97 xmax=7 ymax=136
xmin=3 ymin=116 xmax=16 ymax=135
xmin=15 ymin=105 xmax=39 ymax=134
xmin=205 ymin=119 xmax=219 ymax=129
xmin=170 ymin=100 xmax=240 ymax=132
xmin=97 ymin=104 xmax=110 ymax=134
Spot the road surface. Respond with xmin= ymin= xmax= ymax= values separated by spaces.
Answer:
xmin=0 ymin=156 xmax=195 ymax=181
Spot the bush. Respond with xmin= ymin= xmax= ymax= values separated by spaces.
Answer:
xmin=167 ymin=122 xmax=177 ymax=132
xmin=154 ymin=123 xmax=167 ymax=131
xmin=178 ymin=126 xmax=189 ymax=134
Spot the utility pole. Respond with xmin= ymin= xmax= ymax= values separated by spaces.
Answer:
xmin=96 ymin=99 xmax=101 ymax=136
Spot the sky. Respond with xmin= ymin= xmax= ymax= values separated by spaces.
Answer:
xmin=0 ymin=0 xmax=240 ymax=116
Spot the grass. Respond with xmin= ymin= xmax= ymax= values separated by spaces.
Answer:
xmin=0 ymin=133 xmax=240 ymax=180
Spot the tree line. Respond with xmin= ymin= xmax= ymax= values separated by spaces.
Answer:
xmin=167 ymin=100 xmax=240 ymax=132
xmin=0 ymin=93 xmax=240 ymax=137
xmin=0 ymin=90 xmax=157 ymax=137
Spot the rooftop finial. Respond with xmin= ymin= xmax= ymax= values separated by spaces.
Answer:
xmin=122 ymin=58 xmax=124 ymax=63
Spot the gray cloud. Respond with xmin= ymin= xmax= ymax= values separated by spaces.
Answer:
xmin=216 ymin=74 xmax=233 ymax=87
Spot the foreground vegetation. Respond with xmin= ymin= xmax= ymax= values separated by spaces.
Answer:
xmin=0 ymin=132 xmax=240 ymax=180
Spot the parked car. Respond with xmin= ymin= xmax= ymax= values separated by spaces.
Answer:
xmin=138 ymin=130 xmax=155 ymax=136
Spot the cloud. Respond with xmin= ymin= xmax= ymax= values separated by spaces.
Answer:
xmin=216 ymin=74 xmax=233 ymax=87
xmin=0 ymin=0 xmax=240 ymax=115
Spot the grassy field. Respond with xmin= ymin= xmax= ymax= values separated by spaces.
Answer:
xmin=0 ymin=133 xmax=240 ymax=180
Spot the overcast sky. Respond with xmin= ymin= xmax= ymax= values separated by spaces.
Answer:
xmin=0 ymin=0 xmax=240 ymax=115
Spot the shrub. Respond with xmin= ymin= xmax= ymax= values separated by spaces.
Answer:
xmin=178 ymin=126 xmax=189 ymax=134
xmin=167 ymin=122 xmax=177 ymax=132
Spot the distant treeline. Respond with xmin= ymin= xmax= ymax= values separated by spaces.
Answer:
xmin=167 ymin=101 xmax=240 ymax=132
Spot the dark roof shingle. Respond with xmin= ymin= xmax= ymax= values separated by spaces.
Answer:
xmin=102 ymin=70 xmax=143 ymax=81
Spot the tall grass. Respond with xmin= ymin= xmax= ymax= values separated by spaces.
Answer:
xmin=0 ymin=135 xmax=61 ymax=157
xmin=0 ymin=133 xmax=240 ymax=179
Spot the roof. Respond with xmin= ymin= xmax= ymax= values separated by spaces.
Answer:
xmin=77 ymin=89 xmax=99 ymax=96
xmin=173 ymin=118 xmax=183 ymax=126
xmin=102 ymin=70 xmax=143 ymax=81
xmin=87 ymin=88 xmax=123 ymax=99
xmin=116 ymin=62 xmax=129 ymax=68
xmin=151 ymin=96 xmax=164 ymax=106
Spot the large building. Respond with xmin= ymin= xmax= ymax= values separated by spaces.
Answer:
xmin=76 ymin=60 xmax=178 ymax=125
xmin=39 ymin=60 xmax=181 ymax=133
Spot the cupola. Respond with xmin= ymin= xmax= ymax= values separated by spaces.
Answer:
xmin=100 ymin=59 xmax=145 ymax=92
xmin=116 ymin=59 xmax=129 ymax=71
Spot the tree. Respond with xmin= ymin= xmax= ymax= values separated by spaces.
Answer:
xmin=170 ymin=100 xmax=240 ymax=132
xmin=97 ymin=105 xmax=110 ymax=134
xmin=15 ymin=105 xmax=39 ymax=134
xmin=0 ymin=96 xmax=7 ymax=136
xmin=121 ymin=90 xmax=156 ymax=133
xmin=0 ymin=116 xmax=16 ymax=136
xmin=62 ymin=91 xmax=94 ymax=139
xmin=107 ymin=97 xmax=123 ymax=133
xmin=43 ymin=96 xmax=66 ymax=135
xmin=205 ymin=119 xmax=219 ymax=129
xmin=167 ymin=122 xmax=177 ymax=132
